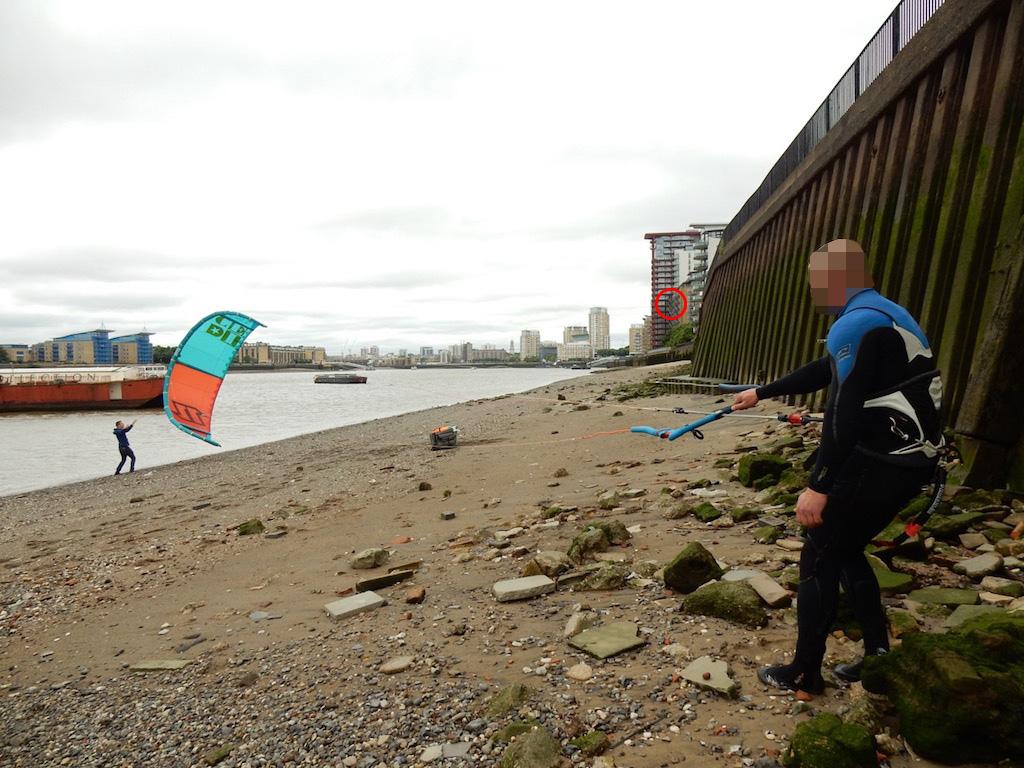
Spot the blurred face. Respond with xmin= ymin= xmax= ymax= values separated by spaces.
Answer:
xmin=807 ymin=239 xmax=873 ymax=313
xmin=116 ymin=421 xmax=124 ymax=428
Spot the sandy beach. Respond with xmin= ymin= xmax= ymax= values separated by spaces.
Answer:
xmin=0 ymin=365 xmax=987 ymax=767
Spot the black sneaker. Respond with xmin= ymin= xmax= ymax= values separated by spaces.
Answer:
xmin=757 ymin=664 xmax=825 ymax=695
xmin=834 ymin=649 xmax=886 ymax=683
xmin=833 ymin=659 xmax=863 ymax=683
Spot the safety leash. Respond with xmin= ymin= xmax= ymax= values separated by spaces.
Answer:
xmin=871 ymin=444 xmax=959 ymax=549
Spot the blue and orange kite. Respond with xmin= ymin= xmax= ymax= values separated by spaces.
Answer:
xmin=163 ymin=311 xmax=265 ymax=446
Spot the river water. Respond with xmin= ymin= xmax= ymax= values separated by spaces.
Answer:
xmin=0 ymin=368 xmax=585 ymax=496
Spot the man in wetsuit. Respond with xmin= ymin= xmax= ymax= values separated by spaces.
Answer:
xmin=114 ymin=419 xmax=137 ymax=474
xmin=732 ymin=239 xmax=943 ymax=694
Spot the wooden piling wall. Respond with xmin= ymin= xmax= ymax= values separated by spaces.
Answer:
xmin=694 ymin=0 xmax=1024 ymax=489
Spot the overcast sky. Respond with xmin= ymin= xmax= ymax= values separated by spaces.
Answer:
xmin=0 ymin=0 xmax=898 ymax=353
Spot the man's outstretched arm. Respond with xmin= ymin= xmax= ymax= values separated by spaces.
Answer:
xmin=732 ymin=356 xmax=831 ymax=411
xmin=756 ymin=356 xmax=831 ymax=399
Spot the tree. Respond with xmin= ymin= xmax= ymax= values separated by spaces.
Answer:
xmin=0 ymin=347 xmax=9 ymax=364
xmin=596 ymin=347 xmax=630 ymax=357
xmin=152 ymin=345 xmax=175 ymax=364
xmin=663 ymin=322 xmax=695 ymax=348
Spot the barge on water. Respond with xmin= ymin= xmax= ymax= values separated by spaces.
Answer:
xmin=314 ymin=373 xmax=368 ymax=384
xmin=0 ymin=366 xmax=166 ymax=412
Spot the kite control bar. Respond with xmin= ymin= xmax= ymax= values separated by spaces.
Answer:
xmin=671 ymin=407 xmax=823 ymax=426
xmin=631 ymin=406 xmax=822 ymax=442
xmin=631 ymin=406 xmax=734 ymax=441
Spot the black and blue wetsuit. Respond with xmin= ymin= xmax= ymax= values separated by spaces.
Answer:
xmin=114 ymin=425 xmax=136 ymax=474
xmin=755 ymin=288 xmax=942 ymax=690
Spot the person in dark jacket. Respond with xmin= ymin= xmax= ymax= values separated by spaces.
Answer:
xmin=113 ymin=419 xmax=137 ymax=474
xmin=732 ymin=239 xmax=943 ymax=694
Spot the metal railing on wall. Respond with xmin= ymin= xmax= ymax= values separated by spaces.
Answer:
xmin=722 ymin=0 xmax=945 ymax=244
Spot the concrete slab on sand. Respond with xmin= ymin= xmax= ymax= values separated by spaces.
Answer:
xmin=907 ymin=587 xmax=980 ymax=606
xmin=943 ymin=604 xmax=1003 ymax=628
xmin=680 ymin=655 xmax=737 ymax=696
xmin=568 ymin=621 xmax=646 ymax=659
xmin=493 ymin=575 xmax=556 ymax=602
xmin=747 ymin=572 xmax=792 ymax=607
xmin=324 ymin=591 xmax=387 ymax=620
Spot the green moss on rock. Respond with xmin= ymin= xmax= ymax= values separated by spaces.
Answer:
xmin=729 ymin=507 xmax=760 ymax=523
xmin=203 ymin=744 xmax=235 ymax=766
xmin=984 ymin=527 xmax=1007 ymax=543
xmin=681 ymin=581 xmax=768 ymax=628
xmin=953 ymin=488 xmax=1006 ymax=510
xmin=754 ymin=525 xmax=783 ymax=544
xmin=871 ymin=566 xmax=914 ymax=595
xmin=692 ymin=502 xmax=723 ymax=522
xmin=776 ymin=467 xmax=810 ymax=492
xmin=663 ymin=542 xmax=724 ymax=594
xmin=782 ymin=713 xmax=876 ymax=768
xmin=499 ymin=726 xmax=562 ymax=768
xmin=887 ymin=609 xmax=920 ymax=638
xmin=768 ymin=434 xmax=805 ymax=452
xmin=766 ymin=490 xmax=800 ymax=505
xmin=574 ymin=563 xmax=630 ymax=591
xmin=569 ymin=730 xmax=609 ymax=756
xmin=907 ymin=587 xmax=979 ymax=606
xmin=567 ymin=527 xmax=610 ymax=564
xmin=494 ymin=720 xmax=540 ymax=743
xmin=779 ymin=566 xmax=800 ymax=590
xmin=738 ymin=453 xmax=791 ymax=488
xmin=925 ymin=511 xmax=985 ymax=539
xmin=861 ymin=613 xmax=1024 ymax=762
xmin=236 ymin=519 xmax=264 ymax=536
xmin=663 ymin=502 xmax=693 ymax=520
xmin=487 ymin=684 xmax=531 ymax=716
xmin=590 ymin=520 xmax=631 ymax=545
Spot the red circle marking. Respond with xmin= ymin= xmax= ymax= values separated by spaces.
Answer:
xmin=654 ymin=288 xmax=689 ymax=321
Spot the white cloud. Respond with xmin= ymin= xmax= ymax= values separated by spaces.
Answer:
xmin=0 ymin=0 xmax=899 ymax=352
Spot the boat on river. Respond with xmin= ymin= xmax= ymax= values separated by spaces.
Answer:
xmin=314 ymin=373 xmax=368 ymax=384
xmin=0 ymin=366 xmax=166 ymax=412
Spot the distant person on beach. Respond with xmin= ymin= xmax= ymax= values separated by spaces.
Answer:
xmin=731 ymin=239 xmax=943 ymax=695
xmin=113 ymin=419 xmax=137 ymax=474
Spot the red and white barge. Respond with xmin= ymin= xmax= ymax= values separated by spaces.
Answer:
xmin=0 ymin=366 xmax=165 ymax=412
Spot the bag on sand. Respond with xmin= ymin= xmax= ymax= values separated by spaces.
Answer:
xmin=430 ymin=425 xmax=458 ymax=450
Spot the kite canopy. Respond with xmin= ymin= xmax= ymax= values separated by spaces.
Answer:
xmin=163 ymin=311 xmax=265 ymax=446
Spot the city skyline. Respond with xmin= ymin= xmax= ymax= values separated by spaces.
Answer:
xmin=0 ymin=2 xmax=899 ymax=351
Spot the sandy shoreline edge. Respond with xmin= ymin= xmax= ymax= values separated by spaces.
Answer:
xmin=1 ymin=370 xmax=597 ymax=503
xmin=1 ymin=362 xmax=961 ymax=767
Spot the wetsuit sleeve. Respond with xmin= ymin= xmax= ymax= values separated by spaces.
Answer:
xmin=755 ymin=356 xmax=831 ymax=400
xmin=125 ymin=425 xmax=133 ymax=433
xmin=809 ymin=327 xmax=884 ymax=494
